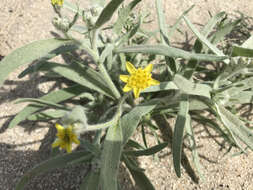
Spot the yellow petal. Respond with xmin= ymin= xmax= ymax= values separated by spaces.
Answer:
xmin=55 ymin=123 xmax=64 ymax=132
xmin=123 ymin=85 xmax=132 ymax=92
xmin=72 ymin=136 xmax=80 ymax=145
xmin=133 ymin=88 xmax=141 ymax=99
xmin=52 ymin=139 xmax=61 ymax=148
xmin=126 ymin=61 xmax=136 ymax=74
xmin=66 ymin=125 xmax=73 ymax=134
xmin=66 ymin=143 xmax=72 ymax=153
xmin=149 ymin=78 xmax=160 ymax=86
xmin=119 ymin=75 xmax=130 ymax=83
xmin=144 ymin=64 xmax=153 ymax=73
xmin=55 ymin=123 xmax=65 ymax=138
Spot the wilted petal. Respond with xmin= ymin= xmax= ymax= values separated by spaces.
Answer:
xmin=144 ymin=64 xmax=153 ymax=73
xmin=119 ymin=75 xmax=130 ymax=83
xmin=126 ymin=61 xmax=137 ymax=74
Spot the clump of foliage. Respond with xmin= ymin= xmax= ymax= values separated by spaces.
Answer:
xmin=0 ymin=0 xmax=253 ymax=189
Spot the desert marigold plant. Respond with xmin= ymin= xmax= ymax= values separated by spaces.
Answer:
xmin=52 ymin=123 xmax=80 ymax=153
xmin=120 ymin=61 xmax=160 ymax=98
xmin=1 ymin=0 xmax=253 ymax=189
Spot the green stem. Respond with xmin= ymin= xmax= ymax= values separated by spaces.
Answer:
xmin=90 ymin=29 xmax=121 ymax=99
xmin=91 ymin=29 xmax=98 ymax=51
xmin=77 ymin=94 xmax=128 ymax=134
xmin=98 ymin=63 xmax=121 ymax=99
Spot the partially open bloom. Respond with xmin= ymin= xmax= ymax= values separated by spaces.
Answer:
xmin=51 ymin=0 xmax=63 ymax=7
xmin=120 ymin=61 xmax=160 ymax=98
xmin=52 ymin=123 xmax=80 ymax=153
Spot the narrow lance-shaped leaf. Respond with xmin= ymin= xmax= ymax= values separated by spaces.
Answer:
xmin=183 ymin=16 xmax=228 ymax=63
xmin=80 ymin=171 xmax=100 ymax=190
xmin=0 ymin=38 xmax=79 ymax=87
xmin=27 ymin=110 xmax=67 ymax=121
xmin=183 ymin=11 xmax=226 ymax=79
xmin=172 ymin=94 xmax=189 ymax=177
xmin=201 ymin=11 xmax=226 ymax=37
xmin=123 ymin=156 xmax=155 ymax=190
xmin=231 ymin=46 xmax=253 ymax=57
xmin=115 ymin=44 xmax=228 ymax=62
xmin=99 ymin=123 xmax=123 ymax=190
xmin=9 ymin=85 xmax=87 ymax=128
xmin=216 ymin=104 xmax=253 ymax=151
xmin=113 ymin=0 xmax=142 ymax=34
xmin=142 ymin=81 xmax=178 ymax=93
xmin=156 ymin=0 xmax=169 ymax=45
xmin=173 ymin=74 xmax=211 ymax=98
xmin=15 ymin=151 xmax=93 ymax=190
xmin=121 ymin=103 xmax=157 ymax=145
xmin=167 ymin=5 xmax=195 ymax=39
xmin=95 ymin=0 xmax=125 ymax=29
xmin=124 ymin=142 xmax=168 ymax=157
xmin=185 ymin=114 xmax=204 ymax=180
xmin=15 ymin=98 xmax=68 ymax=110
xmin=211 ymin=18 xmax=241 ymax=45
xmin=49 ymin=62 xmax=115 ymax=99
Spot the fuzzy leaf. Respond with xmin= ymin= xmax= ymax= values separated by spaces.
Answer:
xmin=100 ymin=123 xmax=123 ymax=190
xmin=124 ymin=142 xmax=168 ymax=157
xmin=174 ymin=74 xmax=211 ymax=98
xmin=9 ymin=85 xmax=86 ymax=128
xmin=0 ymin=38 xmax=79 ymax=87
xmin=231 ymin=46 xmax=253 ymax=57
xmin=172 ymin=94 xmax=189 ymax=177
xmin=121 ymin=103 xmax=157 ymax=145
xmin=95 ymin=0 xmax=125 ymax=29
xmin=80 ymin=171 xmax=100 ymax=190
xmin=124 ymin=156 xmax=155 ymax=190
xmin=15 ymin=151 xmax=92 ymax=190
xmin=113 ymin=0 xmax=142 ymax=34
xmin=115 ymin=44 xmax=228 ymax=61
xmin=216 ymin=104 xmax=253 ymax=151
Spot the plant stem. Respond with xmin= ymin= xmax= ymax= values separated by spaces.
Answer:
xmin=77 ymin=94 xmax=128 ymax=134
xmin=90 ymin=29 xmax=121 ymax=99
xmin=98 ymin=63 xmax=121 ymax=99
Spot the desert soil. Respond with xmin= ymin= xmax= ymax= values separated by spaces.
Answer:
xmin=0 ymin=0 xmax=253 ymax=190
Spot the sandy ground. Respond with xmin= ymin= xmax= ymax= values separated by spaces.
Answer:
xmin=0 ymin=0 xmax=253 ymax=190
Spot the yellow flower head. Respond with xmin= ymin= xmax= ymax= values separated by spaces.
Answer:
xmin=52 ymin=123 xmax=80 ymax=153
xmin=120 ymin=61 xmax=160 ymax=98
xmin=51 ymin=0 xmax=63 ymax=6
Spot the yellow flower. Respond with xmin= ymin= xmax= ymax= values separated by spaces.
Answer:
xmin=52 ymin=123 xmax=80 ymax=153
xmin=51 ymin=0 xmax=63 ymax=6
xmin=120 ymin=61 xmax=160 ymax=98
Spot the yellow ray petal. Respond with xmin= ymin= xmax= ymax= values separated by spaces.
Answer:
xmin=126 ymin=61 xmax=136 ymax=74
xmin=66 ymin=143 xmax=72 ymax=153
xmin=119 ymin=75 xmax=130 ymax=83
xmin=55 ymin=123 xmax=64 ymax=132
xmin=66 ymin=125 xmax=73 ymax=134
xmin=123 ymin=85 xmax=132 ymax=92
xmin=72 ymin=136 xmax=80 ymax=145
xmin=144 ymin=64 xmax=153 ymax=73
xmin=55 ymin=123 xmax=65 ymax=137
xmin=149 ymin=79 xmax=160 ymax=86
xmin=52 ymin=139 xmax=61 ymax=148
xmin=133 ymin=88 xmax=141 ymax=99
